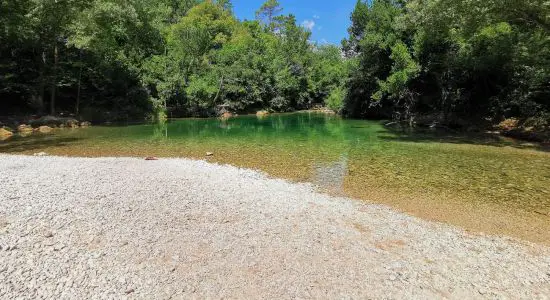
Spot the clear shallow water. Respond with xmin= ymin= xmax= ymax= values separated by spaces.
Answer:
xmin=2 ymin=112 xmax=550 ymax=243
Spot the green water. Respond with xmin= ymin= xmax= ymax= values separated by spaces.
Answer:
xmin=2 ymin=112 xmax=550 ymax=243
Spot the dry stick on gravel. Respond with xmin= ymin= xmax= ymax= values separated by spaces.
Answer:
xmin=1 ymin=154 xmax=550 ymax=299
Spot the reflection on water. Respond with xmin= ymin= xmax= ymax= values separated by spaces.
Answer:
xmin=153 ymin=121 xmax=168 ymax=139
xmin=2 ymin=112 xmax=550 ymax=244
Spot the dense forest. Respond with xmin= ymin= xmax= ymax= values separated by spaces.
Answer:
xmin=1 ymin=0 xmax=346 ymax=121
xmin=1 ymin=0 xmax=549 ymax=131
xmin=342 ymin=0 xmax=550 ymax=131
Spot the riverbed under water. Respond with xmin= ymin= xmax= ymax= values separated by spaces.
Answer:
xmin=2 ymin=112 xmax=550 ymax=244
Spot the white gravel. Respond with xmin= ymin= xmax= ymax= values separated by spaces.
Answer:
xmin=1 ymin=154 xmax=550 ymax=299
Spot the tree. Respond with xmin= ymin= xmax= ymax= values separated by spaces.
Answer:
xmin=343 ymin=0 xmax=550 ymax=126
xmin=216 ymin=0 xmax=232 ymax=11
xmin=28 ymin=0 xmax=87 ymax=114
xmin=1 ymin=0 xmax=347 ymax=120
xmin=342 ymin=0 xmax=404 ymax=118
xmin=255 ymin=0 xmax=282 ymax=30
xmin=162 ymin=1 xmax=237 ymax=115
xmin=342 ymin=0 xmax=370 ymax=57
xmin=0 ymin=0 xmax=34 ymax=112
xmin=310 ymin=45 xmax=347 ymax=105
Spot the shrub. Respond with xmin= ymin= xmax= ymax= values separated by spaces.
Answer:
xmin=325 ymin=86 xmax=345 ymax=113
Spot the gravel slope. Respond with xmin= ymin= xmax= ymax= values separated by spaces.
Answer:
xmin=1 ymin=154 xmax=550 ymax=299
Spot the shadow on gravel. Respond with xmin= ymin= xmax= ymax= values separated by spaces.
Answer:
xmin=0 ymin=136 xmax=81 ymax=153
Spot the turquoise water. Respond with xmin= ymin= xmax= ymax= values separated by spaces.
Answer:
xmin=2 ymin=112 xmax=550 ymax=243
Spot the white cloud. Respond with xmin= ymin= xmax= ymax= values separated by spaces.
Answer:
xmin=301 ymin=20 xmax=315 ymax=31
xmin=320 ymin=38 xmax=329 ymax=45
xmin=313 ymin=14 xmax=320 ymax=19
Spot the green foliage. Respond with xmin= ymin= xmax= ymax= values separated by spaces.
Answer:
xmin=255 ymin=0 xmax=282 ymax=28
xmin=325 ymin=86 xmax=345 ymax=112
xmin=310 ymin=45 xmax=347 ymax=103
xmin=343 ymin=0 xmax=550 ymax=125
xmin=372 ymin=41 xmax=420 ymax=102
xmin=1 ymin=0 xmax=347 ymax=119
xmin=148 ymin=1 xmax=336 ymax=116
xmin=150 ymin=98 xmax=168 ymax=123
xmin=3 ymin=0 xmax=548 ymax=126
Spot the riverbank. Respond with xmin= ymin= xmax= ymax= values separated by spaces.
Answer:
xmin=0 ymin=115 xmax=92 ymax=142
xmin=1 ymin=155 xmax=550 ymax=298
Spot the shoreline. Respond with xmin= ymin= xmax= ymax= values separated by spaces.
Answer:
xmin=1 ymin=154 xmax=550 ymax=298
xmin=0 ymin=153 xmax=543 ymax=247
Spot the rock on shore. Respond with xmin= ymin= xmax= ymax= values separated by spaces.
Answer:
xmin=1 ymin=154 xmax=550 ymax=299
xmin=0 ymin=127 xmax=13 ymax=139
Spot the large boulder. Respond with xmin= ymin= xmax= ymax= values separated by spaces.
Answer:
xmin=29 ymin=115 xmax=58 ymax=127
xmin=497 ymin=118 xmax=520 ymax=131
xmin=256 ymin=110 xmax=270 ymax=117
xmin=220 ymin=112 xmax=234 ymax=120
xmin=65 ymin=119 xmax=80 ymax=128
xmin=17 ymin=124 xmax=33 ymax=133
xmin=321 ymin=108 xmax=336 ymax=115
xmin=0 ymin=126 xmax=13 ymax=134
xmin=36 ymin=126 xmax=53 ymax=133
xmin=0 ymin=127 xmax=13 ymax=140
xmin=29 ymin=116 xmax=80 ymax=128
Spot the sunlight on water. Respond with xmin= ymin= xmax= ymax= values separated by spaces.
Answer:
xmin=2 ymin=112 xmax=550 ymax=244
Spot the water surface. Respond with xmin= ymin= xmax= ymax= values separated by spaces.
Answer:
xmin=2 ymin=112 xmax=550 ymax=244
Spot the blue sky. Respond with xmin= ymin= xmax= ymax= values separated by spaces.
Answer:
xmin=231 ymin=0 xmax=356 ymax=45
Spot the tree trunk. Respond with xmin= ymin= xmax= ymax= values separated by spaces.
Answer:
xmin=213 ymin=75 xmax=224 ymax=104
xmin=38 ymin=74 xmax=45 ymax=113
xmin=37 ymin=51 xmax=47 ymax=113
xmin=50 ymin=43 xmax=58 ymax=115
xmin=76 ymin=51 xmax=82 ymax=116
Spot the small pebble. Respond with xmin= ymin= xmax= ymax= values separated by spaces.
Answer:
xmin=0 ymin=155 xmax=549 ymax=299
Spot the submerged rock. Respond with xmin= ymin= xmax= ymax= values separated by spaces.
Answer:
xmin=206 ymin=152 xmax=214 ymax=157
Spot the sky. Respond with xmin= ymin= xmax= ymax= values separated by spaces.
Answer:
xmin=231 ymin=0 xmax=357 ymax=45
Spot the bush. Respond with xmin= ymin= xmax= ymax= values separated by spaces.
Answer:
xmin=523 ymin=115 xmax=550 ymax=130
xmin=325 ymin=86 xmax=345 ymax=113
xmin=270 ymin=96 xmax=290 ymax=111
